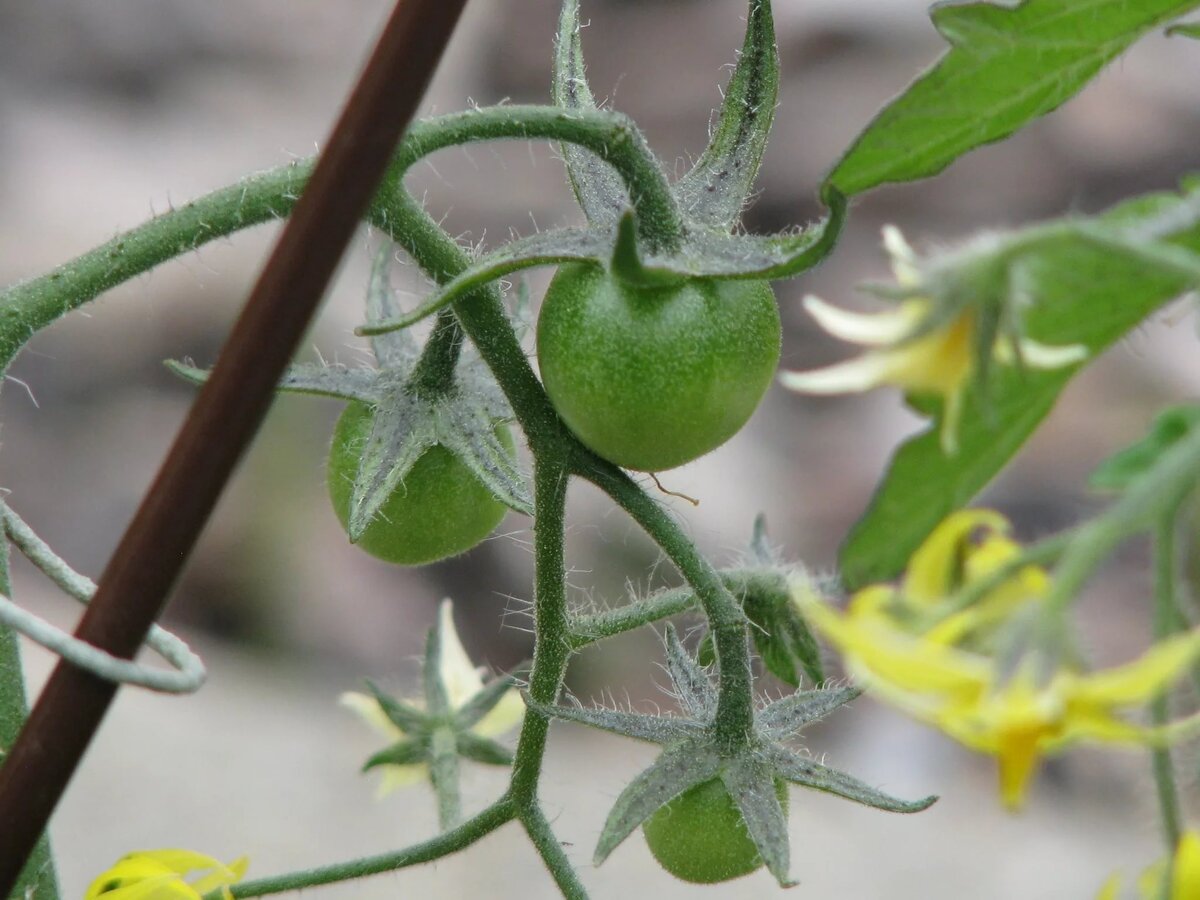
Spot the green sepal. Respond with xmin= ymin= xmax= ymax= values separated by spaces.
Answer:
xmin=755 ymin=685 xmax=860 ymax=739
xmin=455 ymin=731 xmax=515 ymax=766
xmin=553 ymin=0 xmax=628 ymax=225
xmin=526 ymin=694 xmax=700 ymax=744
xmin=1168 ymin=21 xmax=1200 ymax=37
xmin=453 ymin=670 xmax=523 ymax=731
xmin=720 ymin=758 xmax=793 ymax=887
xmin=357 ymin=227 xmax=606 ymax=336
xmin=594 ymin=738 xmax=724 ymax=866
xmin=365 ymin=680 xmax=429 ymax=735
xmin=662 ymin=624 xmax=717 ymax=716
xmin=165 ymin=359 xmax=383 ymax=404
xmin=423 ymin=614 xmax=451 ymax=715
xmin=762 ymin=744 xmax=936 ymax=814
xmin=1091 ymin=406 xmax=1200 ymax=492
xmin=362 ymin=739 xmax=426 ymax=771
xmin=673 ymin=0 xmax=779 ymax=232
xmin=609 ymin=212 xmax=688 ymax=288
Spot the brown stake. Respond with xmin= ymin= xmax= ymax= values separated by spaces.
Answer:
xmin=0 ymin=0 xmax=471 ymax=887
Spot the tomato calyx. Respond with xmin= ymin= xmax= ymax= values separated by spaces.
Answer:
xmin=527 ymin=624 xmax=937 ymax=886
xmin=168 ymin=245 xmax=532 ymax=544
xmin=345 ymin=601 xmax=527 ymax=824
xmin=356 ymin=0 xmax=848 ymax=341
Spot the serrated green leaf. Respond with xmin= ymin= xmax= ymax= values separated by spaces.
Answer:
xmin=828 ymin=0 xmax=1200 ymax=196
xmin=673 ymin=0 xmax=779 ymax=231
xmin=1091 ymin=406 xmax=1200 ymax=491
xmin=840 ymin=186 xmax=1200 ymax=589
xmin=553 ymin=0 xmax=629 ymax=225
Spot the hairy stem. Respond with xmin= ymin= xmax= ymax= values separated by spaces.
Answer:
xmin=575 ymin=461 xmax=755 ymax=751
xmin=508 ymin=461 xmax=571 ymax=801
xmin=390 ymin=106 xmax=683 ymax=252
xmin=407 ymin=310 xmax=465 ymax=399
xmin=226 ymin=799 xmax=514 ymax=898
xmin=520 ymin=806 xmax=588 ymax=900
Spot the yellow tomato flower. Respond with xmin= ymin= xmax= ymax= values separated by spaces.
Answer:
xmin=799 ymin=588 xmax=1200 ymax=809
xmin=1098 ymin=830 xmax=1200 ymax=899
xmin=341 ymin=600 xmax=524 ymax=796
xmin=86 ymin=849 xmax=247 ymax=900
xmin=780 ymin=226 xmax=1087 ymax=453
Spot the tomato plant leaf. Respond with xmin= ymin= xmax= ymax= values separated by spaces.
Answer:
xmin=1090 ymin=406 xmax=1200 ymax=492
xmin=827 ymin=0 xmax=1200 ymax=197
xmin=553 ymin=0 xmax=628 ymax=226
xmin=673 ymin=0 xmax=779 ymax=231
xmin=840 ymin=186 xmax=1200 ymax=588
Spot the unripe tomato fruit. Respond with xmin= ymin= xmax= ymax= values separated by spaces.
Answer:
xmin=327 ymin=401 xmax=512 ymax=565
xmin=642 ymin=776 xmax=788 ymax=883
xmin=536 ymin=264 xmax=780 ymax=471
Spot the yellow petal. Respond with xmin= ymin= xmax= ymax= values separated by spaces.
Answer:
xmin=1172 ymin=831 xmax=1200 ymax=900
xmin=779 ymin=351 xmax=897 ymax=394
xmin=1011 ymin=337 xmax=1088 ymax=370
xmin=1074 ymin=631 xmax=1200 ymax=707
xmin=799 ymin=594 xmax=990 ymax=700
xmin=903 ymin=509 xmax=1011 ymax=604
xmin=882 ymin=225 xmax=922 ymax=287
xmin=436 ymin=600 xmax=485 ymax=710
xmin=802 ymin=294 xmax=919 ymax=346
xmin=376 ymin=761 xmax=428 ymax=797
xmin=1094 ymin=873 xmax=1122 ymax=900
xmin=125 ymin=851 xmax=228 ymax=877
xmin=995 ymin=727 xmax=1044 ymax=811
xmin=472 ymin=688 xmax=526 ymax=738
xmin=339 ymin=692 xmax=406 ymax=742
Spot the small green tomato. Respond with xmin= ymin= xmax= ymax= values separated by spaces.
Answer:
xmin=536 ymin=264 xmax=781 ymax=471
xmin=327 ymin=401 xmax=512 ymax=565
xmin=642 ymin=776 xmax=788 ymax=884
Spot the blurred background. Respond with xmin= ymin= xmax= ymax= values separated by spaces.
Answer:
xmin=1 ymin=0 xmax=1199 ymax=896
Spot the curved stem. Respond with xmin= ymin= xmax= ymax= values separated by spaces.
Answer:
xmin=1151 ymin=508 xmax=1184 ymax=853
xmin=225 ymin=799 xmax=515 ymax=899
xmin=389 ymin=106 xmax=683 ymax=253
xmin=574 ymin=459 xmax=755 ymax=752
xmin=0 ymin=162 xmax=312 ymax=374
xmin=520 ymin=806 xmax=588 ymax=900
xmin=508 ymin=461 xmax=572 ymax=801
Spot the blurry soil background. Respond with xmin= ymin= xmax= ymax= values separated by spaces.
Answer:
xmin=2 ymin=0 xmax=1199 ymax=896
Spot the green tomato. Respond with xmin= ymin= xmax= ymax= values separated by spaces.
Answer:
xmin=642 ymin=776 xmax=788 ymax=884
xmin=536 ymin=264 xmax=781 ymax=471
xmin=327 ymin=401 xmax=512 ymax=565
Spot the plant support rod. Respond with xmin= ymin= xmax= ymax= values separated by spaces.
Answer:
xmin=0 ymin=0 xmax=472 ymax=887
